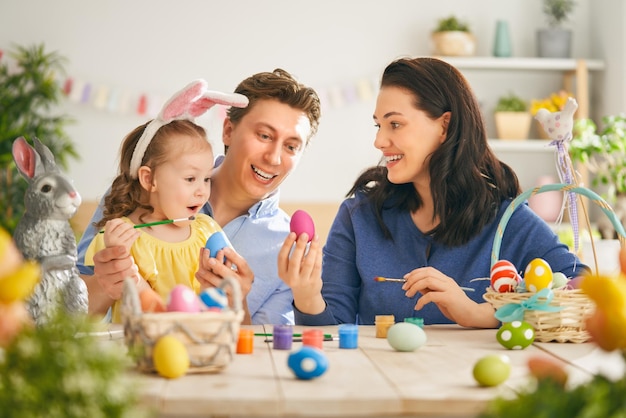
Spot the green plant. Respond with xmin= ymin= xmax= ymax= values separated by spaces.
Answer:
xmin=569 ymin=115 xmax=626 ymax=202
xmin=543 ymin=0 xmax=576 ymax=27
xmin=433 ymin=15 xmax=470 ymax=33
xmin=0 ymin=43 xmax=78 ymax=234
xmin=495 ymin=92 xmax=528 ymax=112
xmin=0 ymin=309 xmax=153 ymax=418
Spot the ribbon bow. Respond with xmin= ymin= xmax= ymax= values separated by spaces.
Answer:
xmin=494 ymin=288 xmax=562 ymax=323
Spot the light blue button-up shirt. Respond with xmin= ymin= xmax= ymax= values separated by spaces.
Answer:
xmin=76 ymin=157 xmax=295 ymax=325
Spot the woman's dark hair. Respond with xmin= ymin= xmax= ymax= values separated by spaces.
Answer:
xmin=348 ymin=57 xmax=520 ymax=246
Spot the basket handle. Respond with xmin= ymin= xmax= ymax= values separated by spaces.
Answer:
xmin=491 ymin=183 xmax=626 ymax=268
xmin=219 ymin=276 xmax=243 ymax=313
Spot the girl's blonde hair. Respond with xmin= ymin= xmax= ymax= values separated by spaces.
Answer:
xmin=97 ymin=119 xmax=209 ymax=228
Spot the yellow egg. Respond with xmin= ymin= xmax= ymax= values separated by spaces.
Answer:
xmin=524 ymin=258 xmax=553 ymax=292
xmin=0 ymin=260 xmax=41 ymax=303
xmin=152 ymin=335 xmax=190 ymax=379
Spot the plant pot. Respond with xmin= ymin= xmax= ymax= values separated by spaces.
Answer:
xmin=431 ymin=31 xmax=476 ymax=56
xmin=494 ymin=112 xmax=532 ymax=140
xmin=536 ymin=28 xmax=572 ymax=58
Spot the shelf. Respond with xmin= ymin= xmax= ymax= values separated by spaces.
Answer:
xmin=488 ymin=139 xmax=555 ymax=152
xmin=434 ymin=56 xmax=605 ymax=71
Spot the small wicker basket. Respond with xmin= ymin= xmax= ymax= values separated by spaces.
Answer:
xmin=483 ymin=183 xmax=626 ymax=343
xmin=121 ymin=276 xmax=244 ymax=373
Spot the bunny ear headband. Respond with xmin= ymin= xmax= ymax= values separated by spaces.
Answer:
xmin=129 ymin=79 xmax=249 ymax=178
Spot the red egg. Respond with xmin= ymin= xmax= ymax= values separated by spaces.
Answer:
xmin=290 ymin=210 xmax=315 ymax=242
xmin=490 ymin=260 xmax=521 ymax=293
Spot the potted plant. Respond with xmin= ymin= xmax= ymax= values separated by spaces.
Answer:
xmin=494 ymin=92 xmax=532 ymax=140
xmin=537 ymin=0 xmax=576 ymax=58
xmin=570 ymin=115 xmax=626 ymax=238
xmin=431 ymin=15 xmax=476 ymax=57
xmin=0 ymin=43 xmax=78 ymax=234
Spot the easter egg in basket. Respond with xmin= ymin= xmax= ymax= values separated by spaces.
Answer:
xmin=524 ymin=258 xmax=553 ymax=292
xmin=490 ymin=260 xmax=521 ymax=293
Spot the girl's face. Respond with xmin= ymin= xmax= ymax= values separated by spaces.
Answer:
xmin=145 ymin=135 xmax=214 ymax=221
xmin=373 ymin=86 xmax=449 ymax=188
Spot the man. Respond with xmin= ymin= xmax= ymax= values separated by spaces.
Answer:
xmin=78 ymin=69 xmax=321 ymax=324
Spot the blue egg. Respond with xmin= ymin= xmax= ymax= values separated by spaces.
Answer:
xmin=199 ymin=287 xmax=228 ymax=309
xmin=205 ymin=231 xmax=232 ymax=262
xmin=287 ymin=347 xmax=328 ymax=380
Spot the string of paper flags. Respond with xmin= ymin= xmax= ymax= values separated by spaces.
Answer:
xmin=0 ymin=47 xmax=379 ymax=118
xmin=59 ymin=75 xmax=380 ymax=119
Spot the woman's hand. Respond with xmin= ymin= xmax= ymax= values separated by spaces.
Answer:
xmin=277 ymin=232 xmax=325 ymax=315
xmin=403 ymin=266 xmax=498 ymax=328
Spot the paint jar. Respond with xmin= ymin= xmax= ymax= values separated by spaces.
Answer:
xmin=338 ymin=324 xmax=358 ymax=349
xmin=375 ymin=315 xmax=395 ymax=338
xmin=236 ymin=329 xmax=254 ymax=354
xmin=272 ymin=324 xmax=293 ymax=350
xmin=404 ymin=317 xmax=424 ymax=328
xmin=302 ymin=329 xmax=324 ymax=350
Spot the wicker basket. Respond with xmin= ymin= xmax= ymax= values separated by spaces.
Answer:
xmin=483 ymin=183 xmax=626 ymax=343
xmin=121 ymin=276 xmax=244 ymax=373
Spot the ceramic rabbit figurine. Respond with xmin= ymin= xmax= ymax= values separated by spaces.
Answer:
xmin=12 ymin=136 xmax=88 ymax=324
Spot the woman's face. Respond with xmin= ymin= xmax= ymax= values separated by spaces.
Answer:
xmin=373 ymin=86 xmax=449 ymax=187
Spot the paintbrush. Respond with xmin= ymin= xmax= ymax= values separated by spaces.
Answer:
xmin=374 ymin=276 xmax=475 ymax=292
xmin=98 ymin=215 xmax=195 ymax=233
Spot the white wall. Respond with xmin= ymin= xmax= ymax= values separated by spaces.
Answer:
xmin=2 ymin=0 xmax=619 ymax=204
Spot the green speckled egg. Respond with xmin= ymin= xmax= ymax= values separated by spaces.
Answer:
xmin=497 ymin=321 xmax=535 ymax=350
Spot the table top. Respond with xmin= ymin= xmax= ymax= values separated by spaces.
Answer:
xmin=104 ymin=324 xmax=625 ymax=418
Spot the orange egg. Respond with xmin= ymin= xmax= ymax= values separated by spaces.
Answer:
xmin=620 ymin=246 xmax=626 ymax=276
xmin=527 ymin=355 xmax=568 ymax=386
xmin=524 ymin=258 xmax=553 ymax=292
xmin=139 ymin=287 xmax=166 ymax=313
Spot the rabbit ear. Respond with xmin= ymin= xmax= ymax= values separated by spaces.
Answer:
xmin=160 ymin=79 xmax=208 ymax=121
xmin=32 ymin=137 xmax=60 ymax=174
xmin=129 ymin=79 xmax=249 ymax=179
xmin=12 ymin=136 xmax=43 ymax=182
xmin=188 ymin=90 xmax=249 ymax=117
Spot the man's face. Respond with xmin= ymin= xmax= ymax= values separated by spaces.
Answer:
xmin=221 ymin=99 xmax=311 ymax=201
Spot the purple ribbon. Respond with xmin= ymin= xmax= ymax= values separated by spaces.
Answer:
xmin=550 ymin=132 xmax=579 ymax=253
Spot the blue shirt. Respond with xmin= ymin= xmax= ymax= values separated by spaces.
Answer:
xmin=76 ymin=158 xmax=294 ymax=325
xmin=295 ymin=191 xmax=587 ymax=326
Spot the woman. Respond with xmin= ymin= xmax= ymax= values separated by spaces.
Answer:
xmin=278 ymin=57 xmax=587 ymax=328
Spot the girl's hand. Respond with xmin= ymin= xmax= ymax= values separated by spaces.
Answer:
xmin=403 ymin=267 xmax=498 ymax=328
xmin=103 ymin=219 xmax=140 ymax=253
xmin=277 ymin=232 xmax=325 ymax=314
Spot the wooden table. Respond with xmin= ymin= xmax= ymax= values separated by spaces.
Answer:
xmin=103 ymin=324 xmax=625 ymax=417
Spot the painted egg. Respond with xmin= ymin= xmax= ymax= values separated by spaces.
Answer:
xmin=473 ymin=354 xmax=511 ymax=387
xmin=386 ymin=322 xmax=427 ymax=352
xmin=139 ymin=287 xmax=166 ymax=313
xmin=552 ymin=272 xmax=568 ymax=289
xmin=287 ymin=346 xmax=328 ymax=380
xmin=166 ymin=285 xmax=202 ymax=313
xmin=490 ymin=260 xmax=521 ymax=293
xmin=290 ymin=210 xmax=315 ymax=242
xmin=205 ymin=231 xmax=233 ymax=262
xmin=524 ymin=258 xmax=553 ymax=292
xmin=199 ymin=287 xmax=228 ymax=310
xmin=496 ymin=320 xmax=535 ymax=350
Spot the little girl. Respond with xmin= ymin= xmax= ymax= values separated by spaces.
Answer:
xmin=85 ymin=80 xmax=248 ymax=322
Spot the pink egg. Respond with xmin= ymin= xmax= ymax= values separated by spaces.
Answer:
xmin=490 ymin=260 xmax=521 ymax=293
xmin=166 ymin=285 xmax=202 ymax=313
xmin=290 ymin=210 xmax=315 ymax=242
